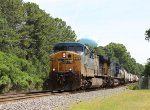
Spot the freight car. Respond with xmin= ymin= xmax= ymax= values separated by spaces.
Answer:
xmin=49 ymin=42 xmax=138 ymax=91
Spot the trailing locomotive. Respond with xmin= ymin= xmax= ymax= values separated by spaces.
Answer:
xmin=49 ymin=42 xmax=138 ymax=91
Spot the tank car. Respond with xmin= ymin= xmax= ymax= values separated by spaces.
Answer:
xmin=132 ymin=74 xmax=139 ymax=82
xmin=123 ymin=69 xmax=130 ymax=83
xmin=129 ymin=73 xmax=133 ymax=82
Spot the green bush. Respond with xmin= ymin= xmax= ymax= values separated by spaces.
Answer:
xmin=128 ymin=83 xmax=139 ymax=90
xmin=0 ymin=51 xmax=43 ymax=93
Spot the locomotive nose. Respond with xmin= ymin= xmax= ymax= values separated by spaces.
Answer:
xmin=49 ymin=51 xmax=81 ymax=91
xmin=50 ymin=51 xmax=81 ymax=73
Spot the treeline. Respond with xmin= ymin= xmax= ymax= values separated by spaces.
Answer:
xmin=94 ymin=43 xmax=144 ymax=75
xmin=0 ymin=0 xmax=76 ymax=92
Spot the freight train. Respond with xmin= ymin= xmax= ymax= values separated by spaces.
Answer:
xmin=49 ymin=42 xmax=138 ymax=91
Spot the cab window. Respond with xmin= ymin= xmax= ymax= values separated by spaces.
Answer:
xmin=68 ymin=46 xmax=75 ymax=51
xmin=54 ymin=43 xmax=84 ymax=52
xmin=54 ymin=46 xmax=67 ymax=52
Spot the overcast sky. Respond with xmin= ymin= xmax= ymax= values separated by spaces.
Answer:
xmin=24 ymin=0 xmax=150 ymax=64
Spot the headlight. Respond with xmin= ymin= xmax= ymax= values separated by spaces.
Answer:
xmin=52 ymin=68 xmax=56 ymax=71
xmin=69 ymin=68 xmax=72 ymax=71
xmin=62 ymin=52 xmax=66 ymax=58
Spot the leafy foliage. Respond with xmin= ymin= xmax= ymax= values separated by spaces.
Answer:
xmin=143 ymin=59 xmax=150 ymax=76
xmin=0 ymin=51 xmax=43 ymax=92
xmin=95 ymin=42 xmax=144 ymax=75
xmin=145 ymin=29 xmax=150 ymax=41
xmin=128 ymin=83 xmax=139 ymax=90
xmin=144 ymin=29 xmax=150 ymax=76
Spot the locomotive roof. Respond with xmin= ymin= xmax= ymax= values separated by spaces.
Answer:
xmin=54 ymin=42 xmax=85 ymax=47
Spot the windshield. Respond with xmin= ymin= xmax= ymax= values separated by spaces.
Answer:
xmin=54 ymin=46 xmax=67 ymax=52
xmin=54 ymin=44 xmax=83 ymax=52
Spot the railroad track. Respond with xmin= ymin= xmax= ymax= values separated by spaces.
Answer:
xmin=0 ymin=90 xmax=86 ymax=103
xmin=0 ymin=85 xmax=128 ymax=104
xmin=0 ymin=91 xmax=68 ymax=103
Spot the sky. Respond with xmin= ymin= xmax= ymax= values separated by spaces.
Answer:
xmin=24 ymin=0 xmax=150 ymax=64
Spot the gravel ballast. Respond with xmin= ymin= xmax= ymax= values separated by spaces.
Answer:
xmin=0 ymin=86 xmax=127 ymax=110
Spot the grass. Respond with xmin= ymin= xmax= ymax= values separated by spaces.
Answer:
xmin=66 ymin=90 xmax=150 ymax=110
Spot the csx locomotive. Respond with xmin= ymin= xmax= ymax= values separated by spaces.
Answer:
xmin=49 ymin=42 xmax=138 ymax=91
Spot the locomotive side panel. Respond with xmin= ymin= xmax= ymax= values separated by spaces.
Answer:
xmin=81 ymin=47 xmax=95 ymax=77
xmin=94 ymin=55 xmax=100 ymax=76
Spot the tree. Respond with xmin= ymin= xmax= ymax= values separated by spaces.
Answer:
xmin=0 ymin=11 xmax=19 ymax=53
xmin=0 ymin=0 xmax=24 ymax=29
xmin=143 ymin=59 xmax=150 ymax=76
xmin=105 ymin=42 xmax=128 ymax=65
xmin=95 ymin=46 xmax=106 ymax=56
xmin=145 ymin=29 xmax=150 ymax=41
xmin=0 ymin=51 xmax=43 ymax=92
xmin=144 ymin=29 xmax=150 ymax=75
xmin=96 ymin=42 xmax=144 ymax=75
